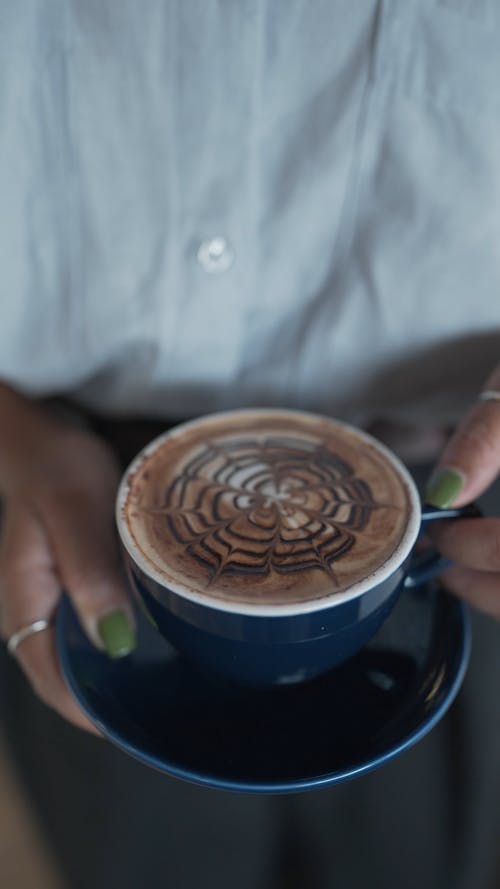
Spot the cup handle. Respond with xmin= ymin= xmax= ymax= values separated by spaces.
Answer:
xmin=403 ymin=502 xmax=482 ymax=589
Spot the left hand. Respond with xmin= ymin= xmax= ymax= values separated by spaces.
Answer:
xmin=424 ymin=365 xmax=500 ymax=619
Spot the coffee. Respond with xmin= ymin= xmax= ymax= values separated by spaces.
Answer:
xmin=120 ymin=410 xmax=414 ymax=610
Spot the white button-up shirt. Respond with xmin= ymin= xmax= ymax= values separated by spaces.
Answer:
xmin=1 ymin=0 xmax=500 ymax=430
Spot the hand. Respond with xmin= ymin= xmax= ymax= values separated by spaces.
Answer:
xmin=424 ymin=365 xmax=500 ymax=619
xmin=0 ymin=402 xmax=135 ymax=732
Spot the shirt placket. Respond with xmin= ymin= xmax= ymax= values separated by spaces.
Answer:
xmin=153 ymin=2 xmax=263 ymax=394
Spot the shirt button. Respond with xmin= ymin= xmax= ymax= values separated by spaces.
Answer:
xmin=196 ymin=236 xmax=234 ymax=274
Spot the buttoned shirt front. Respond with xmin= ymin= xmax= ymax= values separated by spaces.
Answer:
xmin=1 ymin=0 xmax=500 ymax=431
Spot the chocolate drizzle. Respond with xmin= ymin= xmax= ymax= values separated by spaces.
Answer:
xmin=141 ymin=436 xmax=397 ymax=588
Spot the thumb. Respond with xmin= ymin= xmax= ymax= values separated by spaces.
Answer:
xmin=425 ymin=369 xmax=500 ymax=508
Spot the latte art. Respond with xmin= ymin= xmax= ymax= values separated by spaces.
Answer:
xmin=122 ymin=411 xmax=414 ymax=608
xmin=147 ymin=437 xmax=386 ymax=584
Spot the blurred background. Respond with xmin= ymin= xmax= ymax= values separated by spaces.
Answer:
xmin=0 ymin=733 xmax=66 ymax=889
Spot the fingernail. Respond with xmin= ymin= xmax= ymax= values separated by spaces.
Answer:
xmin=425 ymin=468 xmax=465 ymax=508
xmin=97 ymin=610 xmax=136 ymax=659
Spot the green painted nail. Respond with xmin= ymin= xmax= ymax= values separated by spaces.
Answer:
xmin=425 ymin=468 xmax=465 ymax=508
xmin=97 ymin=610 xmax=136 ymax=659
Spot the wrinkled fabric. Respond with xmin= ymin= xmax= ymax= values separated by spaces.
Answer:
xmin=1 ymin=0 xmax=500 ymax=427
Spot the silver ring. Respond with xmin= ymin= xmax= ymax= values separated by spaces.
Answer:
xmin=7 ymin=619 xmax=52 ymax=656
xmin=478 ymin=390 xmax=500 ymax=402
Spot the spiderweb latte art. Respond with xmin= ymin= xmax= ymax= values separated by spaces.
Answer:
xmin=149 ymin=438 xmax=379 ymax=581
xmin=124 ymin=414 xmax=412 ymax=607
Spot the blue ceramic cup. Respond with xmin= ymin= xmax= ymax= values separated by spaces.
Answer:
xmin=116 ymin=410 xmax=475 ymax=687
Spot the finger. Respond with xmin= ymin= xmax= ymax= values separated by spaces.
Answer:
xmin=425 ymin=366 xmax=500 ymax=507
xmin=438 ymin=564 xmax=500 ymax=621
xmin=17 ymin=630 xmax=101 ymax=735
xmin=0 ymin=501 xmax=58 ymax=638
xmin=37 ymin=488 xmax=136 ymax=658
xmin=427 ymin=517 xmax=500 ymax=574
xmin=0 ymin=504 xmax=99 ymax=734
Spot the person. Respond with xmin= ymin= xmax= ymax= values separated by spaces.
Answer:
xmin=0 ymin=3 xmax=499 ymax=888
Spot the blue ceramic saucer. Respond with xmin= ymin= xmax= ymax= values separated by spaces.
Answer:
xmin=56 ymin=583 xmax=470 ymax=794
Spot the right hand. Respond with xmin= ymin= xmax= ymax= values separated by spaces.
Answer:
xmin=0 ymin=405 xmax=135 ymax=733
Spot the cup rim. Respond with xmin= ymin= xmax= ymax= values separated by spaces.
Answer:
xmin=115 ymin=408 xmax=422 ymax=617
